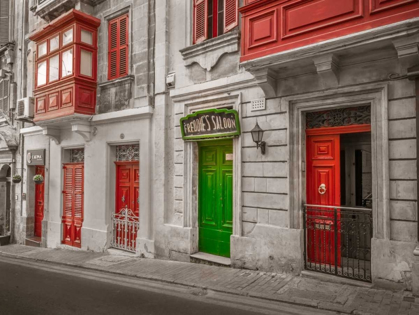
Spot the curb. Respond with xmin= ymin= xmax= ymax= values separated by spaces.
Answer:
xmin=0 ymin=250 xmax=353 ymax=314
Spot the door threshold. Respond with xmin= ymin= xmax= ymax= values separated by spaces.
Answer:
xmin=301 ymin=270 xmax=373 ymax=287
xmin=190 ymin=252 xmax=231 ymax=266
xmin=107 ymin=248 xmax=137 ymax=257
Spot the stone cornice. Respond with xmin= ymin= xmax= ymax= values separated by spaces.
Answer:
xmin=180 ymin=31 xmax=240 ymax=71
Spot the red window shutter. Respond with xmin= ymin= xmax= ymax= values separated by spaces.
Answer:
xmin=63 ymin=166 xmax=74 ymax=219
xmin=193 ymin=0 xmax=207 ymax=44
xmin=119 ymin=15 xmax=129 ymax=77
xmin=73 ymin=165 xmax=84 ymax=220
xmin=224 ymin=0 xmax=238 ymax=33
xmin=108 ymin=14 xmax=129 ymax=80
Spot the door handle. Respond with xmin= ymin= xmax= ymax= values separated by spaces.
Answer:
xmin=318 ymin=183 xmax=327 ymax=195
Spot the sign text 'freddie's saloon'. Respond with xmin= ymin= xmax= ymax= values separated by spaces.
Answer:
xmin=180 ymin=109 xmax=241 ymax=140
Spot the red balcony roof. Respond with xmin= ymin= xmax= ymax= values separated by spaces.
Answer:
xmin=29 ymin=9 xmax=101 ymax=42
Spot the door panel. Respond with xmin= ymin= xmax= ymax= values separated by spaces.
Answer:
xmin=306 ymin=135 xmax=340 ymax=265
xmin=199 ymin=140 xmax=233 ymax=258
xmin=34 ymin=166 xmax=45 ymax=237
xmin=61 ymin=163 xmax=84 ymax=248
xmin=115 ymin=162 xmax=140 ymax=250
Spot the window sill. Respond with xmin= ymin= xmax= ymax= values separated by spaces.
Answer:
xmin=98 ymin=75 xmax=134 ymax=88
xmin=180 ymin=30 xmax=240 ymax=71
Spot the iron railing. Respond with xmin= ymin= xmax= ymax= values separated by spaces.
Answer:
xmin=111 ymin=206 xmax=139 ymax=253
xmin=303 ymin=204 xmax=372 ymax=282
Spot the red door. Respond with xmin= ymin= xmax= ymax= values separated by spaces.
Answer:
xmin=62 ymin=163 xmax=84 ymax=248
xmin=115 ymin=162 xmax=139 ymax=251
xmin=34 ymin=166 xmax=45 ymax=237
xmin=306 ymin=135 xmax=341 ymax=265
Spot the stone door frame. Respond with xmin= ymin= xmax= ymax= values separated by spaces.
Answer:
xmin=182 ymin=94 xmax=243 ymax=255
xmin=287 ymin=83 xmax=390 ymax=240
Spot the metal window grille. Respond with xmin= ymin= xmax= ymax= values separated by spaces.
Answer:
xmin=116 ymin=145 xmax=139 ymax=161
xmin=303 ymin=204 xmax=372 ymax=282
xmin=306 ymin=106 xmax=371 ymax=129
xmin=70 ymin=149 xmax=84 ymax=163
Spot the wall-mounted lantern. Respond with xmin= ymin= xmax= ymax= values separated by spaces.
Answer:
xmin=251 ymin=122 xmax=266 ymax=155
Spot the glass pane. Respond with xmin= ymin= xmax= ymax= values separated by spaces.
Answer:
xmin=50 ymin=35 xmax=59 ymax=51
xmin=38 ymin=42 xmax=47 ymax=57
xmin=62 ymin=28 xmax=73 ymax=46
xmin=80 ymin=50 xmax=92 ymax=77
xmin=49 ymin=55 xmax=59 ymax=82
xmin=62 ymin=49 xmax=73 ymax=77
xmin=37 ymin=61 xmax=47 ymax=86
xmin=81 ymin=30 xmax=93 ymax=45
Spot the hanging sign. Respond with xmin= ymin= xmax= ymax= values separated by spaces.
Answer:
xmin=27 ymin=149 xmax=45 ymax=166
xmin=180 ymin=109 xmax=241 ymax=141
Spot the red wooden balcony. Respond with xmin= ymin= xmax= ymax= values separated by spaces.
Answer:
xmin=239 ymin=0 xmax=419 ymax=62
xmin=29 ymin=10 xmax=100 ymax=122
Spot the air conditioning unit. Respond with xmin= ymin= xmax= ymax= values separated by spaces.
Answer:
xmin=16 ymin=97 xmax=35 ymax=121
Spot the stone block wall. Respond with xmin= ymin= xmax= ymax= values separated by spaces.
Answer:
xmin=388 ymin=79 xmax=417 ymax=242
xmin=95 ymin=0 xmax=155 ymax=112
xmin=240 ymin=98 xmax=289 ymax=232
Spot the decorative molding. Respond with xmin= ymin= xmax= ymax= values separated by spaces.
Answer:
xmin=42 ymin=127 xmax=61 ymax=145
xmin=312 ymin=53 xmax=340 ymax=87
xmin=250 ymin=68 xmax=277 ymax=98
xmin=170 ymin=71 xmax=255 ymax=102
xmin=393 ymin=34 xmax=419 ymax=75
xmin=20 ymin=126 xmax=44 ymax=136
xmin=180 ymin=31 xmax=240 ymax=71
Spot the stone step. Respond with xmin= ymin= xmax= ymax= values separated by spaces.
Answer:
xmin=25 ymin=237 xmax=41 ymax=248
xmin=190 ymin=252 xmax=231 ymax=268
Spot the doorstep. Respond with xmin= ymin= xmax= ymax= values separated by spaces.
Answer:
xmin=190 ymin=252 xmax=231 ymax=267
xmin=300 ymin=270 xmax=373 ymax=288
xmin=107 ymin=248 xmax=137 ymax=257
xmin=25 ymin=236 xmax=41 ymax=248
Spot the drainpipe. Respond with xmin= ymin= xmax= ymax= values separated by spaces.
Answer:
xmin=408 ymin=67 xmax=419 ymax=254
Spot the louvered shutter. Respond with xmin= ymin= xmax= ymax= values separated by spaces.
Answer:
xmin=193 ymin=0 xmax=207 ymax=44
xmin=118 ymin=15 xmax=129 ymax=77
xmin=73 ymin=165 xmax=84 ymax=221
xmin=108 ymin=19 xmax=118 ymax=80
xmin=62 ymin=166 xmax=74 ymax=244
xmin=224 ymin=0 xmax=238 ymax=33
xmin=73 ymin=165 xmax=84 ymax=247
xmin=108 ymin=15 xmax=129 ymax=80
xmin=0 ymin=0 xmax=9 ymax=45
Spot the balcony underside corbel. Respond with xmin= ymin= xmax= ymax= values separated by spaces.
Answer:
xmin=72 ymin=121 xmax=95 ymax=142
xmin=393 ymin=34 xmax=419 ymax=75
xmin=312 ymin=53 xmax=340 ymax=88
xmin=249 ymin=68 xmax=277 ymax=98
xmin=42 ymin=127 xmax=61 ymax=145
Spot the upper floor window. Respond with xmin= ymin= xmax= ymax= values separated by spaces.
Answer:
xmin=193 ymin=0 xmax=238 ymax=44
xmin=34 ymin=24 xmax=97 ymax=89
xmin=108 ymin=14 xmax=129 ymax=80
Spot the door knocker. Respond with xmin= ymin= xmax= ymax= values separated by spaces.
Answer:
xmin=318 ymin=183 xmax=327 ymax=195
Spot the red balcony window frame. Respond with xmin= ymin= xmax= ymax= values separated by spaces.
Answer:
xmin=30 ymin=9 xmax=100 ymax=122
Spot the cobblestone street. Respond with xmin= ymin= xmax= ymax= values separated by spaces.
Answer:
xmin=1 ymin=245 xmax=418 ymax=315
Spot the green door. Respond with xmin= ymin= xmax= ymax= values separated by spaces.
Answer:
xmin=198 ymin=140 xmax=233 ymax=257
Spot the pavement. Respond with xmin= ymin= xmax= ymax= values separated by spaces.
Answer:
xmin=0 ymin=244 xmax=418 ymax=315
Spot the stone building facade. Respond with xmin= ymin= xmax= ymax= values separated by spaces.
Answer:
xmin=6 ymin=0 xmax=419 ymax=296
